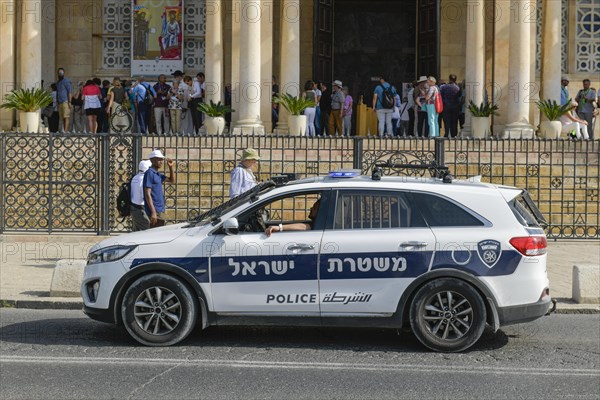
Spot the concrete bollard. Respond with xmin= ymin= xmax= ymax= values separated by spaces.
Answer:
xmin=50 ymin=260 xmax=87 ymax=297
xmin=572 ymin=264 xmax=600 ymax=304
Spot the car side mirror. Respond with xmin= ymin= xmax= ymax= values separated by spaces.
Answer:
xmin=223 ymin=218 xmax=239 ymax=235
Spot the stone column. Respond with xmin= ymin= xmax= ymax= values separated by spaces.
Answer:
xmin=461 ymin=0 xmax=486 ymax=137
xmin=41 ymin=0 xmax=55 ymax=89
xmin=540 ymin=0 xmax=561 ymax=104
xmin=0 ymin=0 xmax=17 ymax=130
xmin=234 ymin=0 xmax=264 ymax=135
xmin=205 ymin=0 xmax=223 ymax=105
xmin=230 ymin=0 xmax=241 ymax=129
xmin=18 ymin=0 xmax=42 ymax=89
xmin=503 ymin=0 xmax=534 ymax=138
xmin=275 ymin=0 xmax=300 ymax=134
xmin=260 ymin=0 xmax=273 ymax=133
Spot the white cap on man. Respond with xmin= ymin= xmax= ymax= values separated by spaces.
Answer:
xmin=149 ymin=149 xmax=165 ymax=159
xmin=138 ymin=160 xmax=152 ymax=172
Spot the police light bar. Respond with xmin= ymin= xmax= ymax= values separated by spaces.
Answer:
xmin=329 ymin=170 xmax=361 ymax=178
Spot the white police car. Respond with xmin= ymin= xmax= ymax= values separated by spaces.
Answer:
xmin=82 ymin=168 xmax=552 ymax=352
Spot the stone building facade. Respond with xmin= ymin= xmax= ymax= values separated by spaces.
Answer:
xmin=0 ymin=0 xmax=598 ymax=136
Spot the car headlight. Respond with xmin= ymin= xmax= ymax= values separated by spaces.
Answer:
xmin=87 ymin=245 xmax=137 ymax=265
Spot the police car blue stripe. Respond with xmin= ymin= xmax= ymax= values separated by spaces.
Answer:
xmin=131 ymin=249 xmax=522 ymax=284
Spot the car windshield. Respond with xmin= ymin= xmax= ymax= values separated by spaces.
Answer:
xmin=187 ymin=181 xmax=276 ymax=227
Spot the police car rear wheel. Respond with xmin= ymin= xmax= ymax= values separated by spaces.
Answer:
xmin=121 ymin=274 xmax=197 ymax=346
xmin=409 ymin=278 xmax=486 ymax=352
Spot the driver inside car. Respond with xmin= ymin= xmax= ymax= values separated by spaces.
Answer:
xmin=265 ymin=199 xmax=320 ymax=237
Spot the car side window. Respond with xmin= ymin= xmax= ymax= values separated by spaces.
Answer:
xmin=410 ymin=192 xmax=484 ymax=227
xmin=334 ymin=191 xmax=426 ymax=229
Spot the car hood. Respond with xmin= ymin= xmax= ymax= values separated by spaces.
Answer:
xmin=90 ymin=223 xmax=191 ymax=253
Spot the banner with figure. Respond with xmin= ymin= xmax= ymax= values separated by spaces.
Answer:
xmin=132 ymin=0 xmax=184 ymax=76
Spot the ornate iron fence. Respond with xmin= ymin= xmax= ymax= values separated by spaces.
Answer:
xmin=0 ymin=132 xmax=598 ymax=239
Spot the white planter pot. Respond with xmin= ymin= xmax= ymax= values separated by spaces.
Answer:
xmin=19 ymin=111 xmax=40 ymax=133
xmin=539 ymin=120 xmax=562 ymax=139
xmin=471 ymin=116 xmax=490 ymax=139
xmin=288 ymin=115 xmax=307 ymax=136
xmin=204 ymin=116 xmax=226 ymax=135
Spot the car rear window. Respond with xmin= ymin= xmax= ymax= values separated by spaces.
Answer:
xmin=410 ymin=192 xmax=485 ymax=227
xmin=510 ymin=191 xmax=547 ymax=228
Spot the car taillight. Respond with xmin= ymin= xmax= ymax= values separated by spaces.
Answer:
xmin=509 ymin=236 xmax=547 ymax=256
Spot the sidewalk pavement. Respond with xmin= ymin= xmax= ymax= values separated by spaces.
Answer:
xmin=0 ymin=235 xmax=599 ymax=313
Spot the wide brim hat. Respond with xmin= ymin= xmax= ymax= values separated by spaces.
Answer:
xmin=241 ymin=148 xmax=261 ymax=161
xmin=332 ymin=80 xmax=343 ymax=88
xmin=417 ymin=76 xmax=428 ymax=83
xmin=149 ymin=149 xmax=165 ymax=159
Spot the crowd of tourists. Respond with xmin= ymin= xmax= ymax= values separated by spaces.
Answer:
xmin=45 ymin=68 xmax=210 ymax=135
xmin=43 ymin=67 xmax=597 ymax=140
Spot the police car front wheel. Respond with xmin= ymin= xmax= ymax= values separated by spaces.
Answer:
xmin=121 ymin=273 xmax=198 ymax=346
xmin=409 ymin=278 xmax=486 ymax=352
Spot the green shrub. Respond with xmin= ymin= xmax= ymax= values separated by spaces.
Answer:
xmin=0 ymin=87 xmax=53 ymax=112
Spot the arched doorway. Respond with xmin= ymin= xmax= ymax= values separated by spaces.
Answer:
xmin=313 ymin=0 xmax=439 ymax=102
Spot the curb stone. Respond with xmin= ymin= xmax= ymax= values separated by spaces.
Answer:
xmin=0 ymin=299 xmax=83 ymax=310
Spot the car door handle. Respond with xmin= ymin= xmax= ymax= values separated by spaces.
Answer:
xmin=288 ymin=243 xmax=315 ymax=251
xmin=399 ymin=241 xmax=428 ymax=249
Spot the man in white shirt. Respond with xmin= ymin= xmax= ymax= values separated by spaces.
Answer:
xmin=229 ymin=148 xmax=260 ymax=198
xmin=130 ymin=160 xmax=152 ymax=231
xmin=190 ymin=72 xmax=206 ymax=135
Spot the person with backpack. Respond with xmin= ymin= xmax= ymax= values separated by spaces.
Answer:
xmin=106 ymin=78 xmax=128 ymax=133
xmin=130 ymin=160 xmax=152 ymax=231
xmin=132 ymin=76 xmax=156 ymax=134
xmin=372 ymin=76 xmax=397 ymax=138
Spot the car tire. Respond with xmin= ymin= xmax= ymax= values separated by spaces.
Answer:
xmin=121 ymin=273 xmax=197 ymax=346
xmin=409 ymin=278 xmax=486 ymax=352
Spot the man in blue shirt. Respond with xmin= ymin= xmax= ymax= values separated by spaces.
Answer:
xmin=143 ymin=149 xmax=176 ymax=227
xmin=440 ymin=74 xmax=462 ymax=137
xmin=561 ymin=76 xmax=570 ymax=106
xmin=55 ymin=67 xmax=72 ymax=132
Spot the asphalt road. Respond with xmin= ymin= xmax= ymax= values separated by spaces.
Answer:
xmin=0 ymin=309 xmax=598 ymax=400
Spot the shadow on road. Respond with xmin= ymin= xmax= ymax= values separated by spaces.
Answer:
xmin=0 ymin=316 xmax=510 ymax=352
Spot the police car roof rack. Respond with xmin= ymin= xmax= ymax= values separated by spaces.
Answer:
xmin=271 ymin=173 xmax=298 ymax=186
xmin=372 ymin=161 xmax=453 ymax=183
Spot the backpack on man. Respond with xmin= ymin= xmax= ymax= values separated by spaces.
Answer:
xmin=380 ymin=84 xmax=396 ymax=109
xmin=142 ymin=84 xmax=154 ymax=106
xmin=116 ymin=181 xmax=132 ymax=219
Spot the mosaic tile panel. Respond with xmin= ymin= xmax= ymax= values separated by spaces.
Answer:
xmin=576 ymin=0 xmax=600 ymax=72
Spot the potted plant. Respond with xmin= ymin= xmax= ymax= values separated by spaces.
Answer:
xmin=197 ymin=101 xmax=234 ymax=135
xmin=273 ymin=93 xmax=317 ymax=136
xmin=467 ymin=100 xmax=499 ymax=139
xmin=536 ymin=99 xmax=572 ymax=139
xmin=0 ymin=87 xmax=53 ymax=133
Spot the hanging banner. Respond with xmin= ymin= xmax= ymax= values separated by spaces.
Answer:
xmin=132 ymin=0 xmax=184 ymax=76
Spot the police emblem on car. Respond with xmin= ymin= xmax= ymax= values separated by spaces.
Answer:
xmin=477 ymin=239 xmax=502 ymax=268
